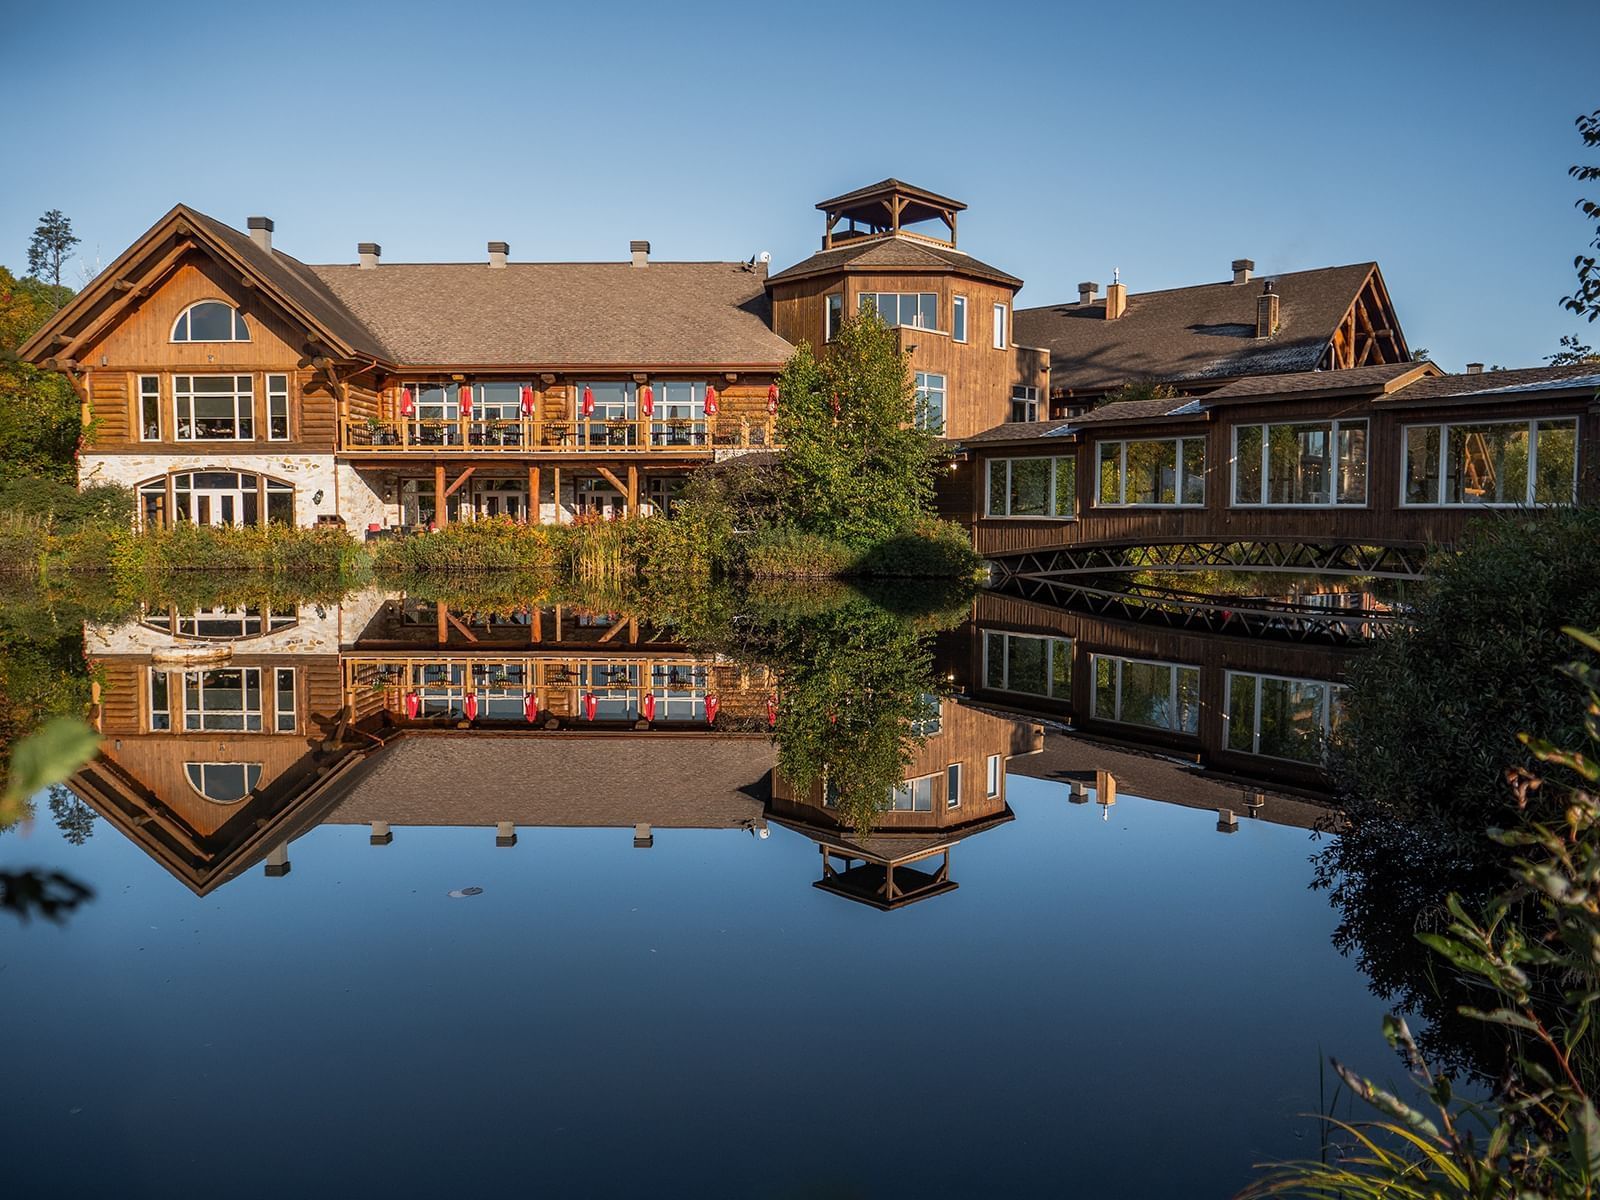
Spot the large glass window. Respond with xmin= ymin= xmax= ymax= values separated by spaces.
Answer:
xmin=139 ymin=375 xmax=161 ymax=440
xmin=1402 ymin=418 xmax=1578 ymax=506
xmin=986 ymin=754 xmax=1001 ymax=797
xmin=171 ymin=300 xmax=249 ymax=342
xmin=1225 ymin=672 xmax=1345 ymax=763
xmin=983 ymin=631 xmax=1071 ymax=698
xmin=914 ymin=372 xmax=946 ymax=433
xmin=1233 ymin=419 xmax=1368 ymax=505
xmin=180 ymin=667 xmax=264 ymax=732
xmin=985 ymin=456 xmax=1075 ymax=518
xmin=1091 ymin=655 xmax=1201 ymax=734
xmin=910 ymin=693 xmax=943 ymax=737
xmin=650 ymin=381 xmax=707 ymax=446
xmin=1097 ymin=437 xmax=1205 ymax=506
xmin=145 ymin=606 xmax=297 ymax=640
xmin=888 ymin=775 xmax=935 ymax=812
xmin=175 ymin=375 xmax=254 ymax=440
xmin=946 ymin=763 xmax=962 ymax=809
xmin=1011 ymin=386 xmax=1039 ymax=423
xmin=952 ymin=296 xmax=968 ymax=343
xmin=859 ymin=292 xmax=937 ymax=330
xmin=577 ymin=380 xmax=637 ymax=447
xmin=144 ymin=471 xmax=293 ymax=529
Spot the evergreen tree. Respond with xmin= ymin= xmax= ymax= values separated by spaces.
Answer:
xmin=27 ymin=210 xmax=79 ymax=296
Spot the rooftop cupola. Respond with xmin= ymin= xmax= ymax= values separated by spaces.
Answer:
xmin=816 ymin=179 xmax=965 ymax=250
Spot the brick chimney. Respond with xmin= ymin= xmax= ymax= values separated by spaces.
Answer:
xmin=1466 ymin=362 xmax=1484 ymax=375
xmin=1078 ymin=281 xmax=1099 ymax=306
xmin=488 ymin=241 xmax=509 ymax=269
xmin=1104 ymin=275 xmax=1127 ymax=320
xmin=357 ymin=242 xmax=381 ymax=269
xmin=1256 ymin=281 xmax=1279 ymax=338
xmin=630 ymin=240 xmax=650 ymax=268
xmin=1232 ymin=258 xmax=1254 ymax=285
xmin=248 ymin=216 xmax=274 ymax=253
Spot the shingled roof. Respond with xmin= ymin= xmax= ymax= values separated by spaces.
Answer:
xmin=767 ymin=233 xmax=1023 ymax=289
xmin=1384 ymin=363 xmax=1600 ymax=404
xmin=1196 ymin=360 xmax=1432 ymax=402
xmin=1014 ymin=263 xmax=1393 ymax=395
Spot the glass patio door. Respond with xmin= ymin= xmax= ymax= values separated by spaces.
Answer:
xmin=193 ymin=484 xmax=247 ymax=527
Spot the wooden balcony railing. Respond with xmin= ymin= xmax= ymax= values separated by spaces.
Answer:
xmin=340 ymin=414 xmax=779 ymax=454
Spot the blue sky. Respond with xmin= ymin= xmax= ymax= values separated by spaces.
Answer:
xmin=5 ymin=0 xmax=1594 ymax=369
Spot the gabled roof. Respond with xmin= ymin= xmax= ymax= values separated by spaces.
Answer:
xmin=312 ymin=261 xmax=794 ymax=368
xmin=1013 ymin=263 xmax=1397 ymax=395
xmin=816 ymin=178 xmax=967 ymax=215
xmin=767 ymin=233 xmax=1023 ymax=289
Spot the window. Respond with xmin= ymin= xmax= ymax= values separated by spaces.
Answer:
xmin=1402 ymin=418 xmax=1578 ymax=506
xmin=577 ymin=380 xmax=637 ymax=448
xmin=145 ymin=606 xmax=297 ymax=640
xmin=181 ymin=667 xmax=264 ymax=732
xmin=985 ymin=456 xmax=1075 ymax=518
xmin=910 ymin=693 xmax=943 ymax=736
xmin=946 ymin=763 xmax=962 ymax=809
xmin=1010 ymin=386 xmax=1039 ymax=423
xmin=914 ymin=372 xmax=946 ymax=433
xmin=1225 ymin=672 xmax=1346 ymax=764
xmin=651 ymin=381 xmax=707 ymax=447
xmin=139 ymin=375 xmax=161 ymax=440
xmin=826 ymin=293 xmax=843 ymax=340
xmin=859 ymin=292 xmax=938 ymax=330
xmin=580 ymin=660 xmax=643 ymax=720
xmin=992 ymin=303 xmax=1007 ymax=349
xmin=1233 ymin=419 xmax=1367 ymax=506
xmin=275 ymin=668 xmax=296 ymax=732
xmin=171 ymin=300 xmax=250 ymax=342
xmin=650 ymin=662 xmax=709 ymax=721
xmin=149 ymin=668 xmax=171 ymax=731
xmin=986 ymin=754 xmax=1001 ymax=798
xmin=1097 ymin=437 xmax=1205 ymax=506
xmin=1091 ymin=655 xmax=1201 ymax=734
xmin=151 ymin=470 xmax=293 ymax=528
xmin=175 ymin=375 xmax=254 ymax=440
xmin=267 ymin=374 xmax=289 ymax=440
xmin=888 ymin=776 xmax=935 ymax=812
xmin=983 ymin=631 xmax=1071 ymax=698
xmin=184 ymin=762 xmax=262 ymax=803
xmin=476 ymin=382 xmax=525 ymax=419
xmin=952 ymin=296 xmax=968 ymax=343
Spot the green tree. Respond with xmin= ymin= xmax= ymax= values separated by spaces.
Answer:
xmin=1564 ymin=108 xmax=1600 ymax=323
xmin=1548 ymin=334 xmax=1600 ymax=367
xmin=0 ymin=266 xmax=81 ymax=480
xmin=1097 ymin=379 xmax=1178 ymax=409
xmin=774 ymin=312 xmax=944 ymax=547
xmin=26 ymin=210 xmax=79 ymax=297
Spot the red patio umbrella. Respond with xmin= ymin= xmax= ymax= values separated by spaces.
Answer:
xmin=399 ymin=387 xmax=415 ymax=417
xmin=520 ymin=385 xmax=536 ymax=415
xmin=404 ymin=691 xmax=420 ymax=719
xmin=705 ymin=694 xmax=720 ymax=726
xmin=583 ymin=691 xmax=598 ymax=721
xmin=640 ymin=384 xmax=654 ymax=417
xmin=581 ymin=385 xmax=595 ymax=417
xmin=464 ymin=692 xmax=478 ymax=721
xmin=641 ymin=692 xmax=656 ymax=722
xmin=524 ymin=692 xmax=540 ymax=723
xmin=704 ymin=385 xmax=718 ymax=416
xmin=766 ymin=695 xmax=778 ymax=729
xmin=767 ymin=383 xmax=779 ymax=415
xmin=459 ymin=384 xmax=473 ymax=416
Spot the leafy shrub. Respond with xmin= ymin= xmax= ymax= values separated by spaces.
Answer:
xmin=0 ymin=511 xmax=47 ymax=572
xmin=741 ymin=528 xmax=858 ymax=578
xmin=852 ymin=517 xmax=984 ymax=578
xmin=110 ymin=522 xmax=361 ymax=576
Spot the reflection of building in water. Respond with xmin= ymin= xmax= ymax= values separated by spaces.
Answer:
xmin=941 ymin=590 xmax=1352 ymax=794
xmin=768 ymin=699 xmax=1043 ymax=909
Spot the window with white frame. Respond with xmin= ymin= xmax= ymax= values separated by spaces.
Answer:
xmin=985 ymin=753 xmax=1001 ymax=798
xmin=139 ymin=375 xmax=161 ymax=440
xmin=985 ymin=455 xmax=1075 ymax=518
xmin=952 ymin=296 xmax=968 ymax=343
xmin=888 ymin=775 xmax=935 ymax=812
xmin=651 ymin=662 xmax=709 ymax=720
xmin=274 ymin=667 xmax=296 ymax=732
xmin=1233 ymin=419 xmax=1367 ymax=506
xmin=267 ymin=374 xmax=290 ymax=440
xmin=171 ymin=300 xmax=249 ymax=342
xmin=910 ymin=693 xmax=943 ymax=737
xmin=577 ymin=380 xmax=638 ymax=447
xmin=826 ymin=293 xmax=843 ymax=340
xmin=184 ymin=762 xmax=262 ymax=803
xmin=580 ymin=660 xmax=642 ymax=719
xmin=946 ymin=763 xmax=962 ymax=809
xmin=1091 ymin=654 xmax=1201 ymax=734
xmin=651 ymin=381 xmax=707 ymax=447
xmin=181 ymin=667 xmax=264 ymax=732
xmin=984 ymin=631 xmax=1071 ymax=699
xmin=1097 ymin=437 xmax=1205 ymax=506
xmin=1010 ymin=385 xmax=1039 ymax=423
xmin=1224 ymin=671 xmax=1345 ymax=764
xmin=175 ymin=375 xmax=254 ymax=440
xmin=145 ymin=606 xmax=297 ymax=640
xmin=859 ymin=292 xmax=937 ymax=330
xmin=914 ymin=372 xmax=946 ymax=433
xmin=992 ymin=303 xmax=1007 ymax=349
xmin=1401 ymin=418 xmax=1578 ymax=506
xmin=149 ymin=668 xmax=171 ymax=730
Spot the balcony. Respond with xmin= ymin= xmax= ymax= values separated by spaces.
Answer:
xmin=340 ymin=413 xmax=779 ymax=456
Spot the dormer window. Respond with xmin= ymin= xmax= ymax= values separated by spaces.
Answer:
xmin=172 ymin=300 xmax=250 ymax=342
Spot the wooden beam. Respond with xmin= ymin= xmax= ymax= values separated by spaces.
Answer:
xmin=594 ymin=465 xmax=627 ymax=496
xmin=626 ymin=464 xmax=639 ymax=516
xmin=445 ymin=611 xmax=479 ymax=644
xmin=528 ymin=464 xmax=540 ymax=524
xmin=443 ymin=466 xmax=475 ymax=498
xmin=60 ymin=239 xmax=196 ymax=359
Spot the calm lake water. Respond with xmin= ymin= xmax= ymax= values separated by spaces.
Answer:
xmin=1 ymin=577 xmax=1401 ymax=1198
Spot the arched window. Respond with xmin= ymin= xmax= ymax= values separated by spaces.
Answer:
xmin=136 ymin=471 xmax=294 ymax=528
xmin=172 ymin=300 xmax=250 ymax=342
xmin=184 ymin=762 xmax=262 ymax=802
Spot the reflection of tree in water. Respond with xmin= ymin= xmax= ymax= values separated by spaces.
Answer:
xmin=47 ymin=784 xmax=95 ymax=845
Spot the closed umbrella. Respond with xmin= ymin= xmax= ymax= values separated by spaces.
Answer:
xmin=581 ymin=385 xmax=595 ymax=417
xmin=704 ymin=385 xmax=719 ymax=416
xmin=640 ymin=384 xmax=654 ymax=417
xmin=399 ymin=387 xmax=415 ymax=417
xmin=464 ymin=693 xmax=478 ymax=721
xmin=460 ymin=384 xmax=473 ymax=416
xmin=766 ymin=695 xmax=777 ymax=729
xmin=520 ymin=385 xmax=536 ymax=415
xmin=524 ymin=692 xmax=540 ymax=723
xmin=767 ymin=383 xmax=778 ymax=415
xmin=705 ymin=694 xmax=720 ymax=726
xmin=642 ymin=692 xmax=656 ymax=722
xmin=583 ymin=691 xmax=598 ymax=721
xmin=404 ymin=691 xmax=420 ymax=719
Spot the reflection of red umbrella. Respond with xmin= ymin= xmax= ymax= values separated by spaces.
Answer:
xmin=400 ymin=387 xmax=415 ymax=417
xmin=642 ymin=692 xmax=656 ymax=722
xmin=583 ymin=692 xmax=598 ymax=721
xmin=524 ymin=692 xmax=540 ymax=723
xmin=581 ymin=386 xmax=595 ymax=417
xmin=830 ymin=392 xmax=840 ymax=417
xmin=520 ymin=385 xmax=536 ymax=415
xmin=404 ymin=691 xmax=420 ymax=719
xmin=703 ymin=385 xmax=718 ymax=416
xmin=640 ymin=384 xmax=654 ymax=417
xmin=464 ymin=693 xmax=478 ymax=721
xmin=705 ymin=694 xmax=720 ymax=726
xmin=460 ymin=384 xmax=473 ymax=416
xmin=767 ymin=383 xmax=779 ymax=415
xmin=766 ymin=695 xmax=777 ymax=728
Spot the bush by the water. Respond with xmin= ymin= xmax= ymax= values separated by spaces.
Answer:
xmin=109 ymin=521 xmax=363 ymax=576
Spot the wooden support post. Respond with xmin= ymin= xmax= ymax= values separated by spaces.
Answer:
xmin=552 ymin=466 xmax=562 ymax=524
xmin=436 ymin=602 xmax=448 ymax=647
xmin=443 ymin=466 xmax=475 ymax=497
xmin=528 ymin=464 xmax=540 ymax=524
xmin=594 ymin=464 xmax=627 ymax=496
xmin=434 ymin=463 xmax=446 ymax=527
xmin=627 ymin=464 xmax=639 ymax=516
